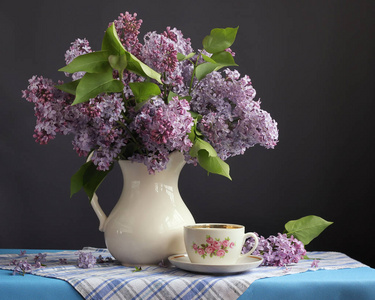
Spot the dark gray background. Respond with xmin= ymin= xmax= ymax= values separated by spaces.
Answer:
xmin=1 ymin=1 xmax=374 ymax=267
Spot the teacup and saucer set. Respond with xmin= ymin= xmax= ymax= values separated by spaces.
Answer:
xmin=168 ymin=223 xmax=263 ymax=274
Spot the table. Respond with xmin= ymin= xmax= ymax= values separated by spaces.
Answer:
xmin=1 ymin=249 xmax=374 ymax=300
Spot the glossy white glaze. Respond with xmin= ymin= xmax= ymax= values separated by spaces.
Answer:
xmin=91 ymin=151 xmax=195 ymax=265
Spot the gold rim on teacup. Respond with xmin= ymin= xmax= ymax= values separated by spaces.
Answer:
xmin=185 ymin=223 xmax=243 ymax=229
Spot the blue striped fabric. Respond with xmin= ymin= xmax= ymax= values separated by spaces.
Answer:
xmin=0 ymin=249 xmax=367 ymax=300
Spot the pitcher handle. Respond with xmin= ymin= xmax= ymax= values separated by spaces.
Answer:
xmin=91 ymin=192 xmax=107 ymax=232
xmin=87 ymin=155 xmax=107 ymax=232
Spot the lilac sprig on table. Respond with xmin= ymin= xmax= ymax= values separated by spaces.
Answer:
xmin=22 ymin=11 xmax=279 ymax=201
xmin=242 ymin=215 xmax=333 ymax=267
xmin=12 ymin=260 xmax=33 ymax=276
xmin=34 ymin=253 xmax=47 ymax=266
xmin=76 ymin=251 xmax=97 ymax=269
xmin=96 ymin=255 xmax=114 ymax=264
xmin=10 ymin=251 xmax=48 ymax=276
xmin=242 ymin=233 xmax=306 ymax=267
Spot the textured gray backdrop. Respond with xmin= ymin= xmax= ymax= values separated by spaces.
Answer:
xmin=1 ymin=0 xmax=374 ymax=267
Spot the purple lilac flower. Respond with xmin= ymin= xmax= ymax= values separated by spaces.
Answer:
xmin=96 ymin=255 xmax=114 ymax=263
xmin=22 ymin=76 xmax=74 ymax=144
xmin=242 ymin=233 xmax=306 ymax=267
xmin=311 ymin=259 xmax=320 ymax=268
xmin=19 ymin=250 xmax=26 ymax=256
xmin=33 ymin=261 xmax=44 ymax=269
xmin=72 ymin=93 xmax=128 ymax=171
xmin=59 ymin=258 xmax=68 ymax=265
xmin=64 ymin=38 xmax=92 ymax=80
xmin=158 ymin=259 xmax=168 ymax=268
xmin=13 ymin=260 xmax=32 ymax=276
xmin=22 ymin=76 xmax=128 ymax=171
xmin=9 ymin=259 xmax=18 ymax=266
xmin=111 ymin=12 xmax=143 ymax=57
xmin=34 ymin=253 xmax=47 ymax=265
xmin=22 ymin=12 xmax=278 ymax=177
xmin=76 ymin=251 xmax=96 ymax=269
xmin=190 ymin=69 xmax=278 ymax=160
xmin=129 ymin=96 xmax=193 ymax=173
xmin=141 ymin=27 xmax=193 ymax=94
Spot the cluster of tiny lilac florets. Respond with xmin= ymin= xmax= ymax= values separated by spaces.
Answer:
xmin=242 ymin=233 xmax=306 ymax=267
xmin=64 ymin=38 xmax=92 ymax=80
xmin=112 ymin=12 xmax=143 ymax=57
xmin=130 ymin=96 xmax=193 ymax=173
xmin=191 ymin=69 xmax=278 ymax=160
xmin=141 ymin=27 xmax=193 ymax=95
xmin=22 ymin=76 xmax=127 ymax=171
xmin=10 ymin=252 xmax=47 ymax=275
xmin=76 ymin=251 xmax=97 ymax=269
xmin=22 ymin=11 xmax=278 ymax=173
xmin=9 ymin=251 xmax=114 ymax=274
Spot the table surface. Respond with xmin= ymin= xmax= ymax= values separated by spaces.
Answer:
xmin=1 ymin=249 xmax=375 ymax=300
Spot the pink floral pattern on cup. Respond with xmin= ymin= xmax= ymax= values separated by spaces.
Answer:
xmin=192 ymin=235 xmax=235 ymax=259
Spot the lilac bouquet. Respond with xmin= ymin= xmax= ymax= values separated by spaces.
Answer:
xmin=22 ymin=12 xmax=278 ymax=199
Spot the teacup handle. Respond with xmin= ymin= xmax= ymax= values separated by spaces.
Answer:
xmin=240 ymin=232 xmax=259 ymax=256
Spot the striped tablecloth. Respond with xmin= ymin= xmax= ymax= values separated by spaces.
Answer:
xmin=0 ymin=248 xmax=367 ymax=300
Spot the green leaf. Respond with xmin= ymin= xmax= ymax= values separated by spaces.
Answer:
xmin=73 ymin=69 xmax=124 ymax=105
xmin=181 ymin=95 xmax=192 ymax=102
xmin=83 ymin=162 xmax=113 ymax=201
xmin=126 ymin=52 xmax=162 ymax=84
xmin=188 ymin=135 xmax=231 ymax=180
xmin=195 ymin=52 xmax=238 ymax=80
xmin=195 ymin=62 xmax=220 ymax=81
xmin=189 ymin=136 xmax=217 ymax=158
xmin=102 ymin=24 xmax=162 ymax=84
xmin=177 ymin=53 xmax=185 ymax=61
xmin=167 ymin=92 xmax=192 ymax=104
xmin=129 ymin=82 xmax=161 ymax=103
xmin=202 ymin=27 xmax=239 ymax=54
xmin=211 ymin=51 xmax=237 ymax=66
xmin=108 ymin=54 xmax=127 ymax=74
xmin=70 ymin=161 xmax=113 ymax=201
xmin=201 ymin=54 xmax=216 ymax=63
xmin=59 ymin=51 xmax=110 ymax=74
xmin=70 ymin=161 xmax=91 ymax=197
xmin=189 ymin=111 xmax=201 ymax=119
xmin=56 ymin=79 xmax=80 ymax=95
xmin=167 ymin=91 xmax=178 ymax=103
xmin=102 ymin=24 xmax=126 ymax=56
xmin=177 ymin=52 xmax=195 ymax=61
xmin=197 ymin=150 xmax=232 ymax=180
xmin=284 ymin=215 xmax=333 ymax=245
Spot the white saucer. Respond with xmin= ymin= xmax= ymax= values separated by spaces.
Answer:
xmin=168 ymin=254 xmax=263 ymax=274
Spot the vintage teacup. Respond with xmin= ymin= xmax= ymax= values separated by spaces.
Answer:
xmin=184 ymin=223 xmax=259 ymax=265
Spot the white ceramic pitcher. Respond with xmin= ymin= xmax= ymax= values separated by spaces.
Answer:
xmin=90 ymin=151 xmax=195 ymax=265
